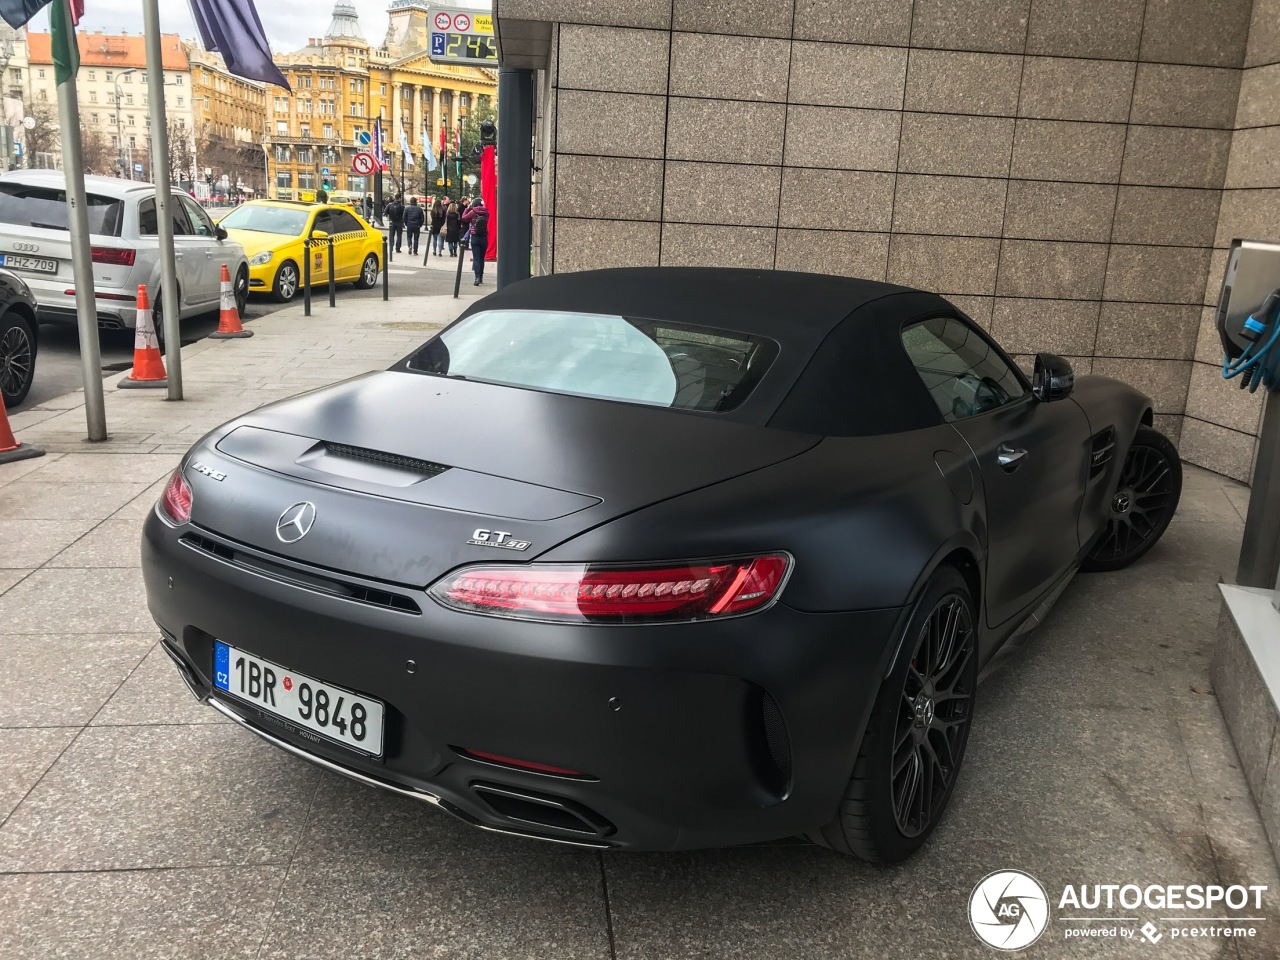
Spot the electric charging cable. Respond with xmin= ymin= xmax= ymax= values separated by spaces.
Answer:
xmin=1223 ymin=288 xmax=1280 ymax=392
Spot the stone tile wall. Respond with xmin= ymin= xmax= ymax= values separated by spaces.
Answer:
xmin=500 ymin=0 xmax=1277 ymax=479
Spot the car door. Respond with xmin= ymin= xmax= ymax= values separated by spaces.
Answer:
xmin=178 ymin=195 xmax=228 ymax=307
xmin=138 ymin=196 xmax=203 ymax=313
xmin=901 ymin=314 xmax=1092 ymax=628
xmin=308 ymin=209 xmax=336 ymax=285
xmin=327 ymin=208 xmax=367 ymax=280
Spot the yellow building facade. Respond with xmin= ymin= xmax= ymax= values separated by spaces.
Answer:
xmin=266 ymin=2 xmax=497 ymax=202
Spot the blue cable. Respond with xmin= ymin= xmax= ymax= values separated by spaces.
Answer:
xmin=1224 ymin=309 xmax=1280 ymax=392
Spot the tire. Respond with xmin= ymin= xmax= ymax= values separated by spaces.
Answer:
xmin=355 ymin=253 xmax=379 ymax=289
xmin=234 ymin=266 xmax=249 ymax=317
xmin=272 ymin=260 xmax=299 ymax=302
xmin=0 ymin=308 xmax=36 ymax=408
xmin=809 ymin=565 xmax=978 ymax=863
xmin=1081 ymin=425 xmax=1182 ymax=573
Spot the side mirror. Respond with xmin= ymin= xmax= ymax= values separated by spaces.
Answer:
xmin=214 ymin=225 xmax=228 ymax=241
xmin=310 ymin=229 xmax=329 ymax=240
xmin=1032 ymin=353 xmax=1074 ymax=402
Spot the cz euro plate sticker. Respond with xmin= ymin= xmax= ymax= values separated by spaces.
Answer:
xmin=214 ymin=641 xmax=385 ymax=756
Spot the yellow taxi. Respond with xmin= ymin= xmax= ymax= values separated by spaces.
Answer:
xmin=217 ymin=199 xmax=383 ymax=302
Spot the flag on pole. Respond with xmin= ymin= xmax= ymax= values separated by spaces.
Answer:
xmin=49 ymin=0 xmax=82 ymax=84
xmin=187 ymin=0 xmax=290 ymax=91
xmin=399 ymin=121 xmax=414 ymax=169
xmin=0 ymin=0 xmax=79 ymax=29
xmin=372 ymin=118 xmax=385 ymax=166
xmin=438 ymin=122 xmax=445 ymax=155
xmin=422 ymin=126 xmax=437 ymax=172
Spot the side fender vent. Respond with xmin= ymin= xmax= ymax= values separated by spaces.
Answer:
xmin=747 ymin=687 xmax=793 ymax=801
xmin=1089 ymin=427 xmax=1116 ymax=478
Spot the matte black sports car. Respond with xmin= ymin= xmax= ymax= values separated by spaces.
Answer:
xmin=142 ymin=268 xmax=1182 ymax=862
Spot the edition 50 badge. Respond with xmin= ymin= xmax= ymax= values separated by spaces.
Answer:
xmin=467 ymin=529 xmax=532 ymax=551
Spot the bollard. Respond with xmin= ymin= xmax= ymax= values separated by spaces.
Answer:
xmin=453 ymin=233 xmax=466 ymax=299
xmin=386 ymin=228 xmax=392 ymax=264
xmin=382 ymin=236 xmax=389 ymax=301
xmin=303 ymin=238 xmax=312 ymax=317
xmin=328 ymin=237 xmax=337 ymax=308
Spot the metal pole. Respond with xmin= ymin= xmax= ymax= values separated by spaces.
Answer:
xmin=453 ymin=229 xmax=466 ymax=298
xmin=497 ymin=68 xmax=534 ymax=289
xmin=328 ymin=237 xmax=336 ymax=308
xmin=382 ymin=236 xmax=389 ymax=301
xmin=143 ymin=0 xmax=182 ymax=399
xmin=54 ymin=12 xmax=106 ymax=441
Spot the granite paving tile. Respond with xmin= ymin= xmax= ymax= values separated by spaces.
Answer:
xmin=0 ymin=727 xmax=77 ymax=822
xmin=0 ymin=633 xmax=155 ymax=728
xmin=0 ymin=519 xmax=89 ymax=568
xmin=0 ymin=866 xmax=287 ymax=960
xmin=0 ymin=567 xmax=152 ymax=634
xmin=0 ymin=479 xmax=152 ymax=520
xmin=0 ymin=724 xmax=322 ymax=870
xmin=47 ymin=517 xmax=151 ymax=568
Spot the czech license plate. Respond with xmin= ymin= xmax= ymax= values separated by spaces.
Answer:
xmin=214 ymin=641 xmax=385 ymax=756
xmin=0 ymin=254 xmax=57 ymax=273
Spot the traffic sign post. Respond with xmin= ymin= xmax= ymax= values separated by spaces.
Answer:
xmin=352 ymin=152 xmax=377 ymax=176
xmin=427 ymin=4 xmax=496 ymax=66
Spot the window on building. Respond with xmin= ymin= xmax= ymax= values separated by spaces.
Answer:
xmin=380 ymin=83 xmax=386 ymax=95
xmin=125 ymin=94 xmax=133 ymax=105
xmin=38 ymin=90 xmax=46 ymax=101
xmin=105 ymin=71 xmax=113 ymax=82
xmin=87 ymin=70 xmax=95 ymax=80
xmin=89 ymin=91 xmax=97 ymax=103
xmin=297 ymin=147 xmax=313 ymax=164
xmin=276 ymin=171 xmax=292 ymax=188
xmin=277 ymin=120 xmax=287 ymax=135
xmin=177 ymin=97 xmax=184 ymax=107
xmin=323 ymin=123 xmax=333 ymax=139
xmin=299 ymin=124 xmax=310 ymax=138
xmin=175 ymin=74 xmax=183 ymax=85
xmin=127 ymin=115 xmax=135 ymax=126
xmin=347 ymin=56 xmax=355 ymax=66
xmin=128 ymin=135 xmax=136 ymax=148
xmin=111 ymin=135 xmax=119 ymax=148
xmin=298 ymin=171 xmax=315 ymax=190
xmin=275 ymin=145 xmax=290 ymax=162
xmin=122 ymin=73 xmax=130 ymax=83
xmin=37 ymin=68 xmax=44 ymax=79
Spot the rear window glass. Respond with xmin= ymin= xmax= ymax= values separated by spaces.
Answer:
xmin=0 ymin=183 xmax=123 ymax=236
xmin=407 ymin=309 xmax=778 ymax=412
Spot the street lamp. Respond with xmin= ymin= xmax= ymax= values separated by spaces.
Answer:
xmin=113 ymin=67 xmax=141 ymax=180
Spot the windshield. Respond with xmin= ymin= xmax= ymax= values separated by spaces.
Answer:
xmin=219 ymin=205 xmax=310 ymax=236
xmin=407 ymin=309 xmax=777 ymax=412
xmin=0 ymin=183 xmax=124 ymax=236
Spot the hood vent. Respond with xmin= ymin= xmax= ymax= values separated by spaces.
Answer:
xmin=322 ymin=441 xmax=450 ymax=479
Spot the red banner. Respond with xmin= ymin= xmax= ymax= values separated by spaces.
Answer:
xmin=480 ymin=144 xmax=497 ymax=262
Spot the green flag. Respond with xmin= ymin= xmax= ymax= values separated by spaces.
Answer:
xmin=50 ymin=0 xmax=79 ymax=86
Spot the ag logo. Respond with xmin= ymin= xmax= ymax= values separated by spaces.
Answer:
xmin=969 ymin=870 xmax=1050 ymax=951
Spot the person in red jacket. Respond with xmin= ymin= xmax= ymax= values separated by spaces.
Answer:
xmin=460 ymin=197 xmax=490 ymax=286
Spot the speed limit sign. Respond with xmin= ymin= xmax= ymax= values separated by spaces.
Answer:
xmin=352 ymin=152 xmax=377 ymax=176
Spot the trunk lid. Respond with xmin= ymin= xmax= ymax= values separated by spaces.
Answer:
xmin=187 ymin=371 xmax=818 ymax=586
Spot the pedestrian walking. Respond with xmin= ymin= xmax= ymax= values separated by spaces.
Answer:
xmin=429 ymin=198 xmax=445 ymax=256
xmin=444 ymin=199 xmax=461 ymax=257
xmin=403 ymin=197 xmax=425 ymax=256
xmin=460 ymin=196 xmax=491 ymax=286
xmin=363 ymin=194 xmax=374 ymax=221
xmin=316 ymin=186 xmax=329 ymax=203
xmin=386 ymin=194 xmax=406 ymax=254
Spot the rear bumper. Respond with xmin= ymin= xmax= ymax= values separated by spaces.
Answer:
xmin=30 ymin=279 xmax=138 ymax=329
xmin=142 ymin=510 xmax=905 ymax=851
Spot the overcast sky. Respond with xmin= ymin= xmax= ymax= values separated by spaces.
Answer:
xmin=27 ymin=0 xmax=489 ymax=55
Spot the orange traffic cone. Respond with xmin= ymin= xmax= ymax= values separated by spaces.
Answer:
xmin=118 ymin=284 xmax=167 ymax=389
xmin=209 ymin=264 xmax=253 ymax=339
xmin=0 ymin=392 xmax=45 ymax=464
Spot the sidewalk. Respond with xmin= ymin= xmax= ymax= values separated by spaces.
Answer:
xmin=0 ymin=287 xmax=1278 ymax=958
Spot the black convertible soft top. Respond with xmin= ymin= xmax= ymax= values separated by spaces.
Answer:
xmin=439 ymin=267 xmax=973 ymax=437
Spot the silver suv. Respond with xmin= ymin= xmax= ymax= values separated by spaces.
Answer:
xmin=0 ymin=170 xmax=248 ymax=332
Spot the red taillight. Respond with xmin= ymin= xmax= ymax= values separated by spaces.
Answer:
xmin=160 ymin=469 xmax=191 ymax=524
xmin=429 ymin=554 xmax=790 ymax=623
xmin=91 ymin=246 xmax=136 ymax=266
xmin=461 ymin=749 xmax=585 ymax=777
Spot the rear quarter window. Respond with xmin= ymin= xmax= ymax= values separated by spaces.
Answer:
xmin=0 ymin=183 xmax=124 ymax=236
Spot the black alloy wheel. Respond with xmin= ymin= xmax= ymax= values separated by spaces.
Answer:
xmin=1082 ymin=426 xmax=1182 ymax=573
xmin=809 ymin=565 xmax=978 ymax=863
xmin=0 ymin=309 xmax=35 ymax=407
xmin=234 ymin=266 xmax=249 ymax=317
xmin=892 ymin=594 xmax=976 ymax=838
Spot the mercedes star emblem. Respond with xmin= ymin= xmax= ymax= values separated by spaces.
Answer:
xmin=276 ymin=501 xmax=317 ymax=543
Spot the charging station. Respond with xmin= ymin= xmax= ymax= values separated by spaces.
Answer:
xmin=1213 ymin=239 xmax=1280 ymax=865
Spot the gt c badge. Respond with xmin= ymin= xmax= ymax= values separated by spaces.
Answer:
xmin=468 ymin=528 xmax=532 ymax=551
xmin=276 ymin=502 xmax=317 ymax=543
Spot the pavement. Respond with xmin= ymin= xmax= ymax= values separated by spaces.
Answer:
xmin=1 ymin=260 xmax=1278 ymax=958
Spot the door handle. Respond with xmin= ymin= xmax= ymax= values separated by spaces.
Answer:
xmin=997 ymin=444 xmax=1027 ymax=470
